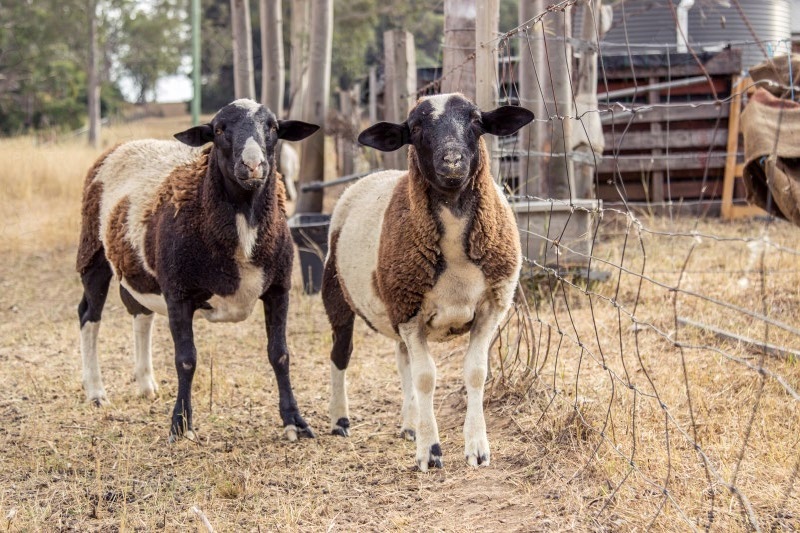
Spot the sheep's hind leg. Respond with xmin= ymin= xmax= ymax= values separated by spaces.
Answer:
xmin=321 ymin=245 xmax=355 ymax=437
xmin=262 ymin=286 xmax=315 ymax=441
xmin=120 ymin=286 xmax=158 ymax=398
xmin=395 ymin=341 xmax=417 ymax=441
xmin=78 ymin=251 xmax=113 ymax=407
xmin=399 ymin=319 xmax=442 ymax=472
xmin=329 ymin=313 xmax=355 ymax=436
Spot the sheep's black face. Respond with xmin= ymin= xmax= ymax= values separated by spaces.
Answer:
xmin=174 ymin=99 xmax=319 ymax=192
xmin=358 ymin=93 xmax=534 ymax=194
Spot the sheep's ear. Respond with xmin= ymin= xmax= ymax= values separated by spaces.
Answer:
xmin=480 ymin=106 xmax=535 ymax=137
xmin=277 ymin=120 xmax=320 ymax=141
xmin=357 ymin=122 xmax=410 ymax=152
xmin=174 ymin=124 xmax=214 ymax=146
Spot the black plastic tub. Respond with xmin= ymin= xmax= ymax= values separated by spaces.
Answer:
xmin=287 ymin=213 xmax=331 ymax=294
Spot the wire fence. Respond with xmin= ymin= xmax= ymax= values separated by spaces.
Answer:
xmin=415 ymin=0 xmax=800 ymax=530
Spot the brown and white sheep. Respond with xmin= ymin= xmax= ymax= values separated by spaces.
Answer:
xmin=76 ymin=99 xmax=319 ymax=441
xmin=321 ymin=93 xmax=533 ymax=470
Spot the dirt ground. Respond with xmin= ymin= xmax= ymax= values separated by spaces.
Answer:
xmin=0 ymin=240 xmax=576 ymax=531
xmin=0 ymin=119 xmax=798 ymax=531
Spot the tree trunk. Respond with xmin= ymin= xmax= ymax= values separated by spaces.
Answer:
xmin=441 ymin=0 xmax=476 ymax=99
xmin=288 ymin=0 xmax=310 ymax=118
xmin=260 ymin=0 xmax=284 ymax=114
xmin=295 ymin=0 xmax=332 ymax=214
xmin=87 ymin=0 xmax=101 ymax=148
xmin=231 ymin=0 xmax=256 ymax=99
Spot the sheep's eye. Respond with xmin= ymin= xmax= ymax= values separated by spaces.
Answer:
xmin=471 ymin=115 xmax=482 ymax=125
xmin=411 ymin=125 xmax=422 ymax=135
xmin=215 ymin=127 xmax=224 ymax=136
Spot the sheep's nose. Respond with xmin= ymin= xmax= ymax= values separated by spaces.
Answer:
xmin=244 ymin=160 xmax=263 ymax=177
xmin=442 ymin=152 xmax=462 ymax=164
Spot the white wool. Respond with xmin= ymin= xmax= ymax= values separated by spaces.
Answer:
xmin=241 ymin=136 xmax=265 ymax=172
xmin=95 ymin=140 xmax=200 ymax=278
xmin=232 ymin=98 xmax=261 ymax=116
xmin=422 ymin=94 xmax=454 ymax=120
xmin=329 ymin=170 xmax=405 ymax=339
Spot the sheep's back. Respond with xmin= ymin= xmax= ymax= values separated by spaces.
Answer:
xmin=93 ymin=140 xmax=203 ymax=283
xmin=329 ymin=169 xmax=405 ymax=338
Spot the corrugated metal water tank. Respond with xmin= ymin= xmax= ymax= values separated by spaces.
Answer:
xmin=581 ymin=0 xmax=791 ymax=70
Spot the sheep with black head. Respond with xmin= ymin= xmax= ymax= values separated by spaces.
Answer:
xmin=322 ymin=93 xmax=533 ymax=470
xmin=76 ymin=99 xmax=319 ymax=442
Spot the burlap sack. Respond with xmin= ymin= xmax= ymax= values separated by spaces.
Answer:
xmin=740 ymin=87 xmax=800 ymax=226
xmin=748 ymin=54 xmax=800 ymax=98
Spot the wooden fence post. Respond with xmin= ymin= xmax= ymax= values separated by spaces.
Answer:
xmin=475 ymin=0 xmax=499 ymax=181
xmin=442 ymin=0 xmax=476 ymax=98
xmin=517 ymin=0 xmax=547 ymax=197
xmin=383 ymin=30 xmax=417 ymax=171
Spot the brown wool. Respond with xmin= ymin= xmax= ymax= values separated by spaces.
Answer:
xmin=374 ymin=138 xmax=520 ymax=331
xmin=76 ymin=145 xmax=119 ymax=274
xmin=104 ymin=198 xmax=160 ymax=294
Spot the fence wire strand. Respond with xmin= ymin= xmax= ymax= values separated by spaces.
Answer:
xmin=423 ymin=1 xmax=800 ymax=530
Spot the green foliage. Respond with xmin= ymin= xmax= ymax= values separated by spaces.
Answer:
xmin=0 ymin=0 xmax=187 ymax=134
xmin=118 ymin=0 xmax=188 ymax=103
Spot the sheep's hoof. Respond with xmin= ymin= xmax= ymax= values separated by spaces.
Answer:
xmin=416 ymin=443 xmax=443 ymax=472
xmin=168 ymin=430 xmax=196 ymax=444
xmin=331 ymin=417 xmax=350 ymax=437
xmin=135 ymin=375 xmax=159 ymax=399
xmin=284 ymin=424 xmax=315 ymax=442
xmin=399 ymin=428 xmax=416 ymax=441
xmin=464 ymin=433 xmax=490 ymax=467
xmin=465 ymin=452 xmax=489 ymax=467
xmin=88 ymin=394 xmax=110 ymax=408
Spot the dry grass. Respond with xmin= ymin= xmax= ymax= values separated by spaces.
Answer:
xmin=0 ymin=118 xmax=798 ymax=531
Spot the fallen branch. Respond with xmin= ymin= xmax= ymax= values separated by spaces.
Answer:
xmin=678 ymin=317 xmax=800 ymax=360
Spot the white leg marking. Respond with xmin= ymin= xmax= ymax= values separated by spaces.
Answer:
xmin=395 ymin=341 xmax=417 ymax=440
xmin=463 ymin=304 xmax=504 ymax=467
xmin=399 ymin=319 xmax=441 ymax=472
xmin=80 ymin=321 xmax=108 ymax=405
xmin=329 ymin=362 xmax=349 ymax=435
xmin=132 ymin=314 xmax=158 ymax=398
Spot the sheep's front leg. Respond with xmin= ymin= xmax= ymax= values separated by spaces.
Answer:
xmin=262 ymin=286 xmax=314 ymax=441
xmin=398 ymin=319 xmax=441 ymax=471
xmin=166 ymin=300 xmax=197 ymax=441
xmin=463 ymin=301 xmax=504 ymax=467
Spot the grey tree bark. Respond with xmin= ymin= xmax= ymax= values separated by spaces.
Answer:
xmin=231 ymin=0 xmax=256 ymax=99
xmin=260 ymin=0 xmax=284 ymax=114
xmin=288 ymin=0 xmax=310 ymax=118
xmin=87 ymin=0 xmax=101 ymax=148
xmin=295 ymin=0 xmax=332 ymax=214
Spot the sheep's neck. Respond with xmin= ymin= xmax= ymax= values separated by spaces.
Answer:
xmin=205 ymin=147 xmax=280 ymax=226
xmin=408 ymin=143 xmax=491 ymax=219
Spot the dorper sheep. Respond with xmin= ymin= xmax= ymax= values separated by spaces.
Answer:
xmin=322 ymin=93 xmax=534 ymax=470
xmin=76 ymin=99 xmax=319 ymax=441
